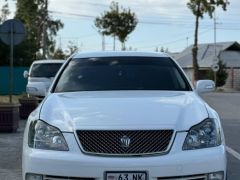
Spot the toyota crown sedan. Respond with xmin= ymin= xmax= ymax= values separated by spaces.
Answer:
xmin=22 ymin=51 xmax=226 ymax=180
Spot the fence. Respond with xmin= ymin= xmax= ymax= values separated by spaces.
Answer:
xmin=0 ymin=66 xmax=29 ymax=95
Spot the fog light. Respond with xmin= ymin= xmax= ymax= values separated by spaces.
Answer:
xmin=208 ymin=171 xmax=224 ymax=180
xmin=26 ymin=173 xmax=43 ymax=180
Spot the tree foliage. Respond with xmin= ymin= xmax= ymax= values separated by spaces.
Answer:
xmin=95 ymin=1 xmax=138 ymax=50
xmin=52 ymin=41 xmax=79 ymax=60
xmin=14 ymin=0 xmax=63 ymax=65
xmin=52 ymin=48 xmax=66 ymax=59
xmin=0 ymin=2 xmax=10 ymax=23
xmin=207 ymin=60 xmax=228 ymax=87
xmin=155 ymin=47 xmax=169 ymax=53
xmin=187 ymin=0 xmax=229 ymax=81
xmin=66 ymin=41 xmax=79 ymax=55
xmin=0 ymin=1 xmax=10 ymax=66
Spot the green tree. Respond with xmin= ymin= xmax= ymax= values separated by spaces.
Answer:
xmin=15 ymin=0 xmax=63 ymax=65
xmin=158 ymin=47 xmax=169 ymax=53
xmin=0 ymin=1 xmax=10 ymax=66
xmin=52 ymin=48 xmax=66 ymax=59
xmin=95 ymin=1 xmax=137 ymax=50
xmin=160 ymin=47 xmax=164 ymax=52
xmin=208 ymin=61 xmax=228 ymax=87
xmin=187 ymin=0 xmax=228 ymax=81
xmin=65 ymin=41 xmax=78 ymax=56
xmin=117 ymin=6 xmax=138 ymax=50
xmin=0 ymin=2 xmax=10 ymax=23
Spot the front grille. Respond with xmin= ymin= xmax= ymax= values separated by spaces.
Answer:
xmin=44 ymin=175 xmax=94 ymax=180
xmin=157 ymin=174 xmax=207 ymax=180
xmin=76 ymin=130 xmax=174 ymax=156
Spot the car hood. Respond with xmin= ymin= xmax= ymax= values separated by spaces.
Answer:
xmin=39 ymin=91 xmax=209 ymax=132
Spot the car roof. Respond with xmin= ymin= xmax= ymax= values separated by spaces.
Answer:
xmin=73 ymin=51 xmax=170 ymax=59
xmin=32 ymin=59 xmax=65 ymax=64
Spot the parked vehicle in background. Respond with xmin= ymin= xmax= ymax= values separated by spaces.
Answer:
xmin=23 ymin=60 xmax=65 ymax=98
xmin=22 ymin=52 xmax=226 ymax=180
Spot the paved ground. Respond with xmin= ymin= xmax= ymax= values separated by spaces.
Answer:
xmin=0 ymin=92 xmax=239 ymax=180
xmin=0 ymin=120 xmax=25 ymax=180
xmin=201 ymin=93 xmax=240 ymax=180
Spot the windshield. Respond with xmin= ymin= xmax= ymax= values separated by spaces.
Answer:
xmin=54 ymin=56 xmax=191 ymax=92
xmin=30 ymin=63 xmax=63 ymax=78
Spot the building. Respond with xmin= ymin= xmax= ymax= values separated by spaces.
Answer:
xmin=174 ymin=41 xmax=240 ymax=90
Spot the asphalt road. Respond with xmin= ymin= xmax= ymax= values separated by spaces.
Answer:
xmin=0 ymin=120 xmax=24 ymax=180
xmin=0 ymin=92 xmax=239 ymax=180
xmin=201 ymin=92 xmax=240 ymax=180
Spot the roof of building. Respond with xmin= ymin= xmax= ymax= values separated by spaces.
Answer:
xmin=175 ymin=41 xmax=240 ymax=68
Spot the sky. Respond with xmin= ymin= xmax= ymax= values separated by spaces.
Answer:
xmin=1 ymin=0 xmax=240 ymax=53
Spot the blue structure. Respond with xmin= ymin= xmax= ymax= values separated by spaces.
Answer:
xmin=0 ymin=66 xmax=29 ymax=95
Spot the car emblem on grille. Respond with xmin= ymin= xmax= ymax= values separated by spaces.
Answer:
xmin=120 ymin=135 xmax=131 ymax=148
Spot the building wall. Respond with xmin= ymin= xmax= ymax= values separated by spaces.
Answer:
xmin=182 ymin=68 xmax=193 ymax=83
xmin=182 ymin=68 xmax=240 ymax=90
xmin=225 ymin=68 xmax=240 ymax=90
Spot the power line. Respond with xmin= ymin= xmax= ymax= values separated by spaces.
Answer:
xmin=138 ymin=29 xmax=211 ymax=49
xmin=49 ymin=10 xmax=95 ymax=19
xmin=49 ymin=10 xmax=224 ymax=29
xmin=217 ymin=28 xmax=240 ymax=30
xmin=48 ymin=10 xmax=239 ymax=50
xmin=59 ymin=33 xmax=97 ymax=40
xmin=72 ymin=1 xmax=108 ymax=8
xmin=49 ymin=10 xmax=240 ymax=29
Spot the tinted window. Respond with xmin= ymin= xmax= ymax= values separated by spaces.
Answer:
xmin=30 ymin=63 xmax=63 ymax=77
xmin=54 ymin=57 xmax=191 ymax=92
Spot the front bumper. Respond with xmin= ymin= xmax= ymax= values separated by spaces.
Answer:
xmin=26 ymin=83 xmax=49 ymax=97
xmin=22 ymin=132 xmax=227 ymax=180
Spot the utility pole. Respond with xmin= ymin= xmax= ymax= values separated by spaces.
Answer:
xmin=213 ymin=10 xmax=217 ymax=85
xmin=102 ymin=33 xmax=105 ymax=51
xmin=59 ymin=35 xmax=62 ymax=49
xmin=42 ymin=0 xmax=48 ymax=59
xmin=113 ymin=35 xmax=116 ymax=51
xmin=186 ymin=37 xmax=189 ymax=48
xmin=214 ymin=11 xmax=217 ymax=57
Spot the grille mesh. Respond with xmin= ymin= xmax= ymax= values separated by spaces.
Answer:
xmin=76 ymin=130 xmax=174 ymax=155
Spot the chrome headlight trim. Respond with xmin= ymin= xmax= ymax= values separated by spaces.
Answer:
xmin=28 ymin=120 xmax=69 ymax=151
xmin=183 ymin=118 xmax=221 ymax=150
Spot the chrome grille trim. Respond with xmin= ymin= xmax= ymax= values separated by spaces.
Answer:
xmin=157 ymin=174 xmax=207 ymax=180
xmin=43 ymin=175 xmax=94 ymax=180
xmin=76 ymin=130 xmax=174 ymax=156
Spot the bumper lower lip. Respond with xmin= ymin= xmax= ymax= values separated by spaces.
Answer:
xmin=22 ymin=133 xmax=227 ymax=180
xmin=25 ymin=171 xmax=224 ymax=180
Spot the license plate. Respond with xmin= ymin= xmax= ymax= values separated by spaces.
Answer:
xmin=106 ymin=172 xmax=147 ymax=180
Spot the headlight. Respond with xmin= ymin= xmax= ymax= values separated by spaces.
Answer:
xmin=183 ymin=118 xmax=221 ymax=150
xmin=28 ymin=120 xmax=69 ymax=151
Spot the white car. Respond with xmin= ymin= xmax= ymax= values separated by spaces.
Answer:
xmin=24 ymin=59 xmax=65 ymax=97
xmin=22 ymin=52 xmax=226 ymax=180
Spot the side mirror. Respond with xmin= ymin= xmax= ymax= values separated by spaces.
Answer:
xmin=196 ymin=80 xmax=215 ymax=93
xmin=23 ymin=70 xmax=29 ymax=78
